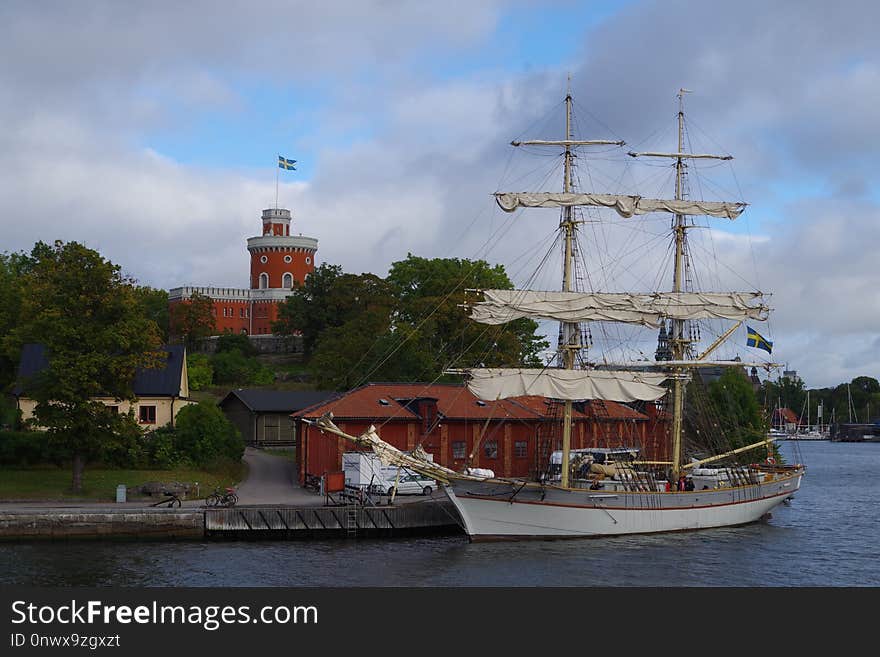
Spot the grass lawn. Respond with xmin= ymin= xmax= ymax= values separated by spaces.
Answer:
xmin=0 ymin=462 xmax=246 ymax=502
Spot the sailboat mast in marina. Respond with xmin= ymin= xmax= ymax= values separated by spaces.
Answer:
xmin=309 ymin=88 xmax=806 ymax=540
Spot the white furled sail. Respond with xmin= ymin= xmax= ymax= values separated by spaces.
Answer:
xmin=494 ymin=192 xmax=746 ymax=220
xmin=466 ymin=368 xmax=669 ymax=402
xmin=471 ymin=290 xmax=769 ymax=327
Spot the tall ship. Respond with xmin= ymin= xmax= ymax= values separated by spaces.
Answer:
xmin=311 ymin=88 xmax=805 ymax=540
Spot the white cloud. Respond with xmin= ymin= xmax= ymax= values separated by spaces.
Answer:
xmin=1 ymin=1 xmax=878 ymax=389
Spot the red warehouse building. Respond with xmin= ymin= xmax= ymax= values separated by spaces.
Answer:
xmin=168 ymin=207 xmax=318 ymax=336
xmin=293 ymin=383 xmax=666 ymax=484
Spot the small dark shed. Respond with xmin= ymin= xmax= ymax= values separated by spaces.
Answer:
xmin=219 ymin=389 xmax=336 ymax=447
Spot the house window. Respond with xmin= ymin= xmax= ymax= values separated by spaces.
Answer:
xmin=483 ymin=440 xmax=498 ymax=460
xmin=106 ymin=405 xmax=119 ymax=415
xmin=139 ymin=405 xmax=157 ymax=424
xmin=452 ymin=441 xmax=466 ymax=459
xmin=514 ymin=440 xmax=528 ymax=458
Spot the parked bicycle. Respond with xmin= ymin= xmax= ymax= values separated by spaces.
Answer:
xmin=205 ymin=486 xmax=238 ymax=507
xmin=304 ymin=473 xmax=321 ymax=492
xmin=149 ymin=490 xmax=182 ymax=508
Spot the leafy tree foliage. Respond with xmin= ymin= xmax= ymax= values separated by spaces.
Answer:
xmin=308 ymin=310 xmax=433 ymax=389
xmin=210 ymin=349 xmax=274 ymax=386
xmin=170 ymin=291 xmax=216 ymax=349
xmin=685 ymin=369 xmax=776 ymax=464
xmin=216 ymin=331 xmax=256 ymax=357
xmin=186 ymin=353 xmax=214 ymax=391
xmin=171 ymin=403 xmax=244 ymax=467
xmin=0 ymin=251 xmax=36 ymax=390
xmin=273 ymin=255 xmax=547 ymax=389
xmin=6 ymin=241 xmax=163 ymax=490
xmin=274 ymin=264 xmax=391 ymax=358
xmin=386 ymin=254 xmax=547 ymax=371
xmin=761 ymin=375 xmax=880 ymax=426
xmin=133 ymin=286 xmax=170 ymax=343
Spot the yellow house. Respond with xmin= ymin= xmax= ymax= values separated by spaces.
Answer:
xmin=12 ymin=344 xmax=195 ymax=429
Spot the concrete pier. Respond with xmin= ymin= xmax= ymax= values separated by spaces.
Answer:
xmin=0 ymin=508 xmax=204 ymax=540
xmin=205 ymin=501 xmax=462 ymax=539
xmin=0 ymin=501 xmax=462 ymax=541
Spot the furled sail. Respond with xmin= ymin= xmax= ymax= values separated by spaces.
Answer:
xmin=494 ymin=192 xmax=746 ymax=220
xmin=467 ymin=368 xmax=669 ymax=402
xmin=471 ymin=290 xmax=769 ymax=327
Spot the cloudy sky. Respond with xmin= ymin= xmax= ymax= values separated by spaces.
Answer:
xmin=1 ymin=0 xmax=877 ymax=388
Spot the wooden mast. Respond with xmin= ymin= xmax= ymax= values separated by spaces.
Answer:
xmin=560 ymin=85 xmax=575 ymax=488
xmin=508 ymin=81 xmax=625 ymax=487
xmin=628 ymin=89 xmax=737 ymax=479
xmin=670 ymin=89 xmax=688 ymax=480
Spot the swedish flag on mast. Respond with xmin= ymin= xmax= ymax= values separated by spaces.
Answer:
xmin=278 ymin=155 xmax=297 ymax=170
xmin=746 ymin=326 xmax=773 ymax=354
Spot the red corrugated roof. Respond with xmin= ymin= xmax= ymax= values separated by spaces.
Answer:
xmin=296 ymin=383 xmax=541 ymax=421
xmin=294 ymin=383 xmax=648 ymax=422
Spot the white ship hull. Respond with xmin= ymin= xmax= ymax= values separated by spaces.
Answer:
xmin=444 ymin=469 xmax=804 ymax=540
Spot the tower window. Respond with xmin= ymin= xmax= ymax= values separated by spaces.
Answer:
xmin=259 ymin=273 xmax=269 ymax=289
xmin=305 ymin=256 xmax=311 ymax=265
xmin=284 ymin=255 xmax=292 ymax=263
xmin=282 ymin=273 xmax=293 ymax=288
xmin=260 ymin=255 xmax=268 ymax=264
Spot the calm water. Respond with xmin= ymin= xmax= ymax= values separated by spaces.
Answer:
xmin=1 ymin=441 xmax=878 ymax=587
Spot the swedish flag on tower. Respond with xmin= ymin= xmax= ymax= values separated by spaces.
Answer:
xmin=278 ymin=155 xmax=297 ymax=170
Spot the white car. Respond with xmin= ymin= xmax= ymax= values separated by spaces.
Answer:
xmin=387 ymin=472 xmax=435 ymax=496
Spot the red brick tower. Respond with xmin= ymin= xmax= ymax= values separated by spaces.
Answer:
xmin=169 ymin=206 xmax=318 ymax=338
xmin=246 ymin=208 xmax=318 ymax=333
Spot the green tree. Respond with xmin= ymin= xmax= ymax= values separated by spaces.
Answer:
xmin=386 ymin=254 xmax=547 ymax=373
xmin=216 ymin=331 xmax=256 ymax=357
xmin=170 ymin=291 xmax=216 ymax=349
xmin=7 ymin=241 xmax=163 ymax=491
xmin=760 ymin=375 xmax=806 ymax=419
xmin=308 ymin=311 xmax=433 ymax=390
xmin=186 ymin=353 xmax=214 ymax=391
xmin=172 ymin=402 xmax=244 ymax=467
xmin=210 ymin=350 xmax=274 ymax=386
xmin=133 ymin=286 xmax=170 ymax=343
xmin=273 ymin=264 xmax=392 ymax=358
xmin=0 ymin=250 xmax=37 ymax=390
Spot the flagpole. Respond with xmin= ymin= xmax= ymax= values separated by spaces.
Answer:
xmin=275 ymin=155 xmax=279 ymax=210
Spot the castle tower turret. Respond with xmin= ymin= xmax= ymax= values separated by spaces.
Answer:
xmin=170 ymin=205 xmax=319 ymax=339
xmin=247 ymin=208 xmax=318 ymax=291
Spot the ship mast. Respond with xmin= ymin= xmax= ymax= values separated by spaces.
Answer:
xmin=509 ymin=83 xmax=624 ymax=488
xmin=670 ymin=89 xmax=688 ymax=480
xmin=629 ymin=89 xmax=734 ymax=479
xmin=560 ymin=87 xmax=575 ymax=488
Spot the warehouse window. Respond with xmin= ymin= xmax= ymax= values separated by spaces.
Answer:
xmin=514 ymin=441 xmax=528 ymax=458
xmin=483 ymin=440 xmax=498 ymax=460
xmin=452 ymin=441 xmax=466 ymax=459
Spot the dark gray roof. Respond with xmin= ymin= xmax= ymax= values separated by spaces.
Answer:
xmin=13 ymin=343 xmax=186 ymax=398
xmin=220 ymin=389 xmax=337 ymax=413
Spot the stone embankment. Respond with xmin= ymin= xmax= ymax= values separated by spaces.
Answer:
xmin=0 ymin=502 xmax=461 ymax=541
xmin=0 ymin=508 xmax=203 ymax=540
